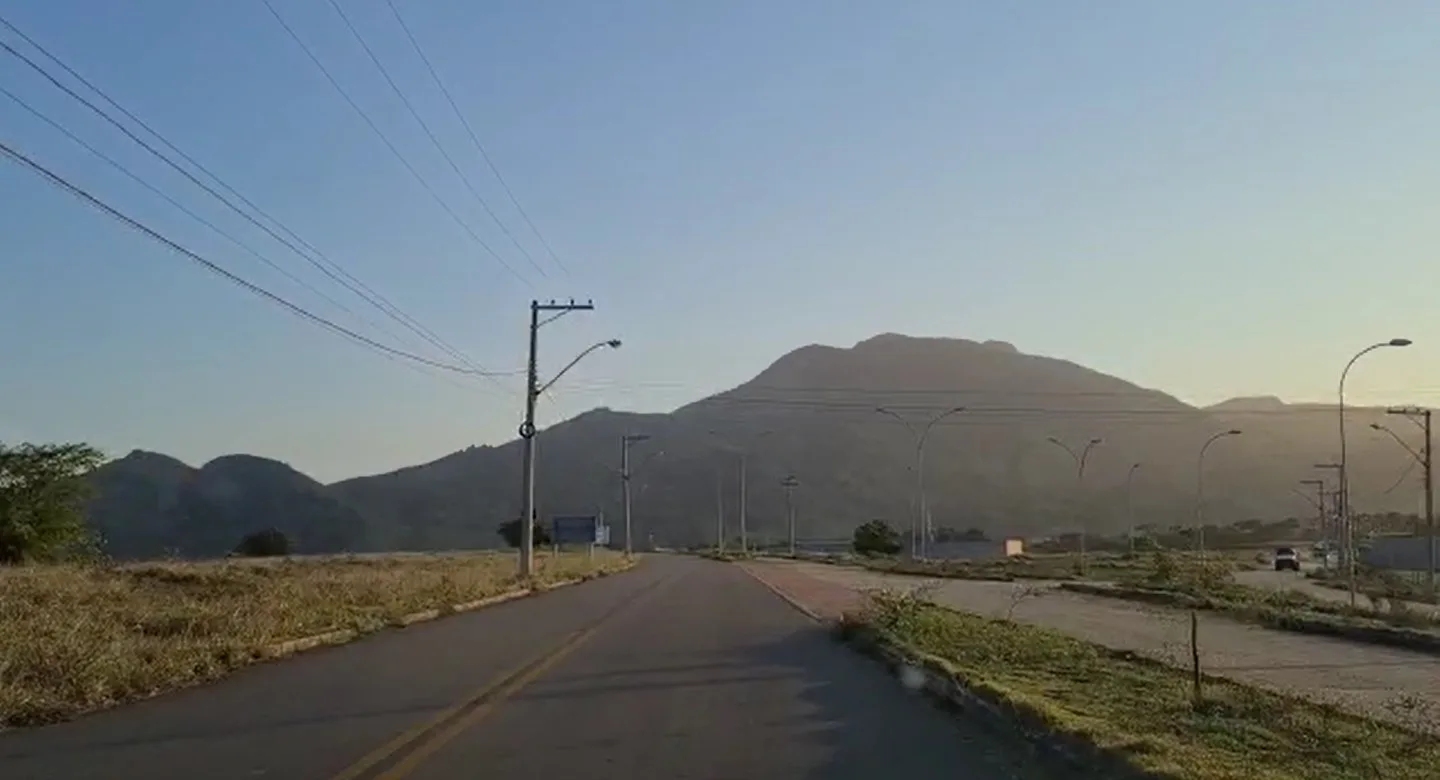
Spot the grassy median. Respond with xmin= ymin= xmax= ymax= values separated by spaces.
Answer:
xmin=1059 ymin=575 xmax=1440 ymax=656
xmin=0 ymin=550 xmax=630 ymax=728
xmin=837 ymin=548 xmax=1262 ymax=583
xmin=1307 ymin=568 xmax=1440 ymax=605
xmin=840 ymin=589 xmax=1440 ymax=780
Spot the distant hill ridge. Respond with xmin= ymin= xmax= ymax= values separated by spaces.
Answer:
xmin=86 ymin=334 xmax=1418 ymax=559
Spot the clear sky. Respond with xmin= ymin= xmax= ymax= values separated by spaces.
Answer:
xmin=4 ymin=1 xmax=1440 ymax=482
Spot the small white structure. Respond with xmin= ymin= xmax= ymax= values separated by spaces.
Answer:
xmin=926 ymin=537 xmax=1025 ymax=561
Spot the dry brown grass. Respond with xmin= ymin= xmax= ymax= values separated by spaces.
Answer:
xmin=0 ymin=549 xmax=630 ymax=728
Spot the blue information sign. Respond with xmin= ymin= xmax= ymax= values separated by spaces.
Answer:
xmin=551 ymin=515 xmax=601 ymax=545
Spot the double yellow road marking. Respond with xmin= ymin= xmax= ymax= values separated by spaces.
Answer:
xmin=329 ymin=572 xmax=673 ymax=780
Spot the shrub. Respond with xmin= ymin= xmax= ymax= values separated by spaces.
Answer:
xmin=852 ymin=520 xmax=902 ymax=556
xmin=232 ymin=528 xmax=291 ymax=557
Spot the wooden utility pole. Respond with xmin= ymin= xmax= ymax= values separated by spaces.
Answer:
xmin=518 ymin=299 xmax=609 ymax=577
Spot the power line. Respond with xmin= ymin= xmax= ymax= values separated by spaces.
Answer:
xmin=556 ymin=378 xmax=1440 ymax=403
xmin=0 ymin=138 xmax=500 ymax=378
xmin=665 ymin=398 xmax=1440 ymax=428
xmin=258 ymin=0 xmax=531 ymax=288
xmin=0 ymin=18 xmax=492 ymax=375
xmin=324 ymin=0 xmax=548 ymax=280
xmin=0 ymin=83 xmax=396 ymax=344
xmin=686 ymin=397 xmax=1386 ymax=416
xmin=4 ymin=83 xmax=523 ymax=396
xmin=384 ymin=0 xmax=570 ymax=276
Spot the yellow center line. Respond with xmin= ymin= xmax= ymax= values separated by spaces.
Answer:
xmin=327 ymin=570 xmax=675 ymax=780
xmin=372 ymin=623 xmax=603 ymax=780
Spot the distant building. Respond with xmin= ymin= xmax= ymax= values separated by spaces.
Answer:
xmin=794 ymin=538 xmax=854 ymax=555
xmin=792 ymin=535 xmax=1026 ymax=560
xmin=1360 ymin=535 xmax=1439 ymax=571
xmin=925 ymin=537 xmax=1024 ymax=561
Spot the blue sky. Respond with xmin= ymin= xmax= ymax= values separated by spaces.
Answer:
xmin=4 ymin=0 xmax=1440 ymax=482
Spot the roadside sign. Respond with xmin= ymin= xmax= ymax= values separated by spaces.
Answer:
xmin=551 ymin=515 xmax=601 ymax=545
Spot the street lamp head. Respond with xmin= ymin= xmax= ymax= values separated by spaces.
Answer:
xmin=1388 ymin=338 xmax=1413 ymax=347
xmin=1369 ymin=423 xmax=1383 ymax=431
xmin=1046 ymin=436 xmax=1061 ymax=445
xmin=1227 ymin=429 xmax=1242 ymax=436
xmin=605 ymin=339 xmax=622 ymax=349
xmin=1088 ymin=437 xmax=1103 ymax=445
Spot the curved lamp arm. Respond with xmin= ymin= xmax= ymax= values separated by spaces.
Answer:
xmin=538 ymin=339 xmax=621 ymax=395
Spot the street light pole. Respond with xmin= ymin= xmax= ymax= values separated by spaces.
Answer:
xmin=714 ymin=468 xmax=725 ymax=554
xmin=620 ymin=433 xmax=651 ymax=558
xmin=1378 ymin=407 xmax=1435 ymax=591
xmin=876 ymin=406 xmax=965 ymax=559
xmin=517 ymin=297 xmax=620 ymax=578
xmin=782 ymin=475 xmax=800 ymax=556
xmin=708 ymin=430 xmax=771 ymax=555
xmin=1195 ymin=429 xmax=1242 ymax=557
xmin=1314 ymin=462 xmax=1342 ymax=570
xmin=1046 ymin=437 xmax=1103 ymax=573
xmin=1338 ymin=339 xmax=1412 ymax=605
xmin=1299 ymin=478 xmax=1325 ymax=548
xmin=1125 ymin=462 xmax=1141 ymax=554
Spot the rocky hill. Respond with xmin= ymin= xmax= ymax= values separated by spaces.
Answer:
xmin=84 ymin=334 xmax=1425 ymax=558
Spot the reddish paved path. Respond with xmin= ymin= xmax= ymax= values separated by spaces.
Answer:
xmin=739 ymin=559 xmax=868 ymax=621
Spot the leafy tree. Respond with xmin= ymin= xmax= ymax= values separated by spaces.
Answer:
xmin=233 ymin=528 xmax=290 ymax=557
xmin=852 ymin=519 xmax=901 ymax=556
xmin=497 ymin=517 xmax=552 ymax=548
xmin=933 ymin=526 xmax=988 ymax=542
xmin=0 ymin=441 xmax=106 ymax=563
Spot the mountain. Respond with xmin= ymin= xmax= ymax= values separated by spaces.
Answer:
xmin=83 ymin=334 xmax=1428 ymax=558
xmin=88 ymin=452 xmax=367 ymax=558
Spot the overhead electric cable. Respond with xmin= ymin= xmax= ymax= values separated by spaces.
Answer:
xmin=258 ymin=0 xmax=531 ymax=287
xmin=0 ymin=19 xmax=492 ymax=373
xmin=0 ymin=84 xmax=390 ymax=339
xmin=0 ymin=138 xmax=508 ymax=378
xmin=384 ymin=0 xmax=570 ymax=275
xmin=324 ymin=0 xmax=548 ymax=279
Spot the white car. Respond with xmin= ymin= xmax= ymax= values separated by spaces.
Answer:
xmin=1274 ymin=547 xmax=1300 ymax=572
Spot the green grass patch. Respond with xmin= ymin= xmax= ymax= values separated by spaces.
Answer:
xmin=841 ymin=589 xmax=1440 ymax=779
xmin=847 ymin=548 xmax=1256 ymax=585
xmin=1057 ymin=567 xmax=1440 ymax=653
xmin=1307 ymin=568 xmax=1440 ymax=606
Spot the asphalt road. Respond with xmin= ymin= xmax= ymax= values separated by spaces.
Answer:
xmin=0 ymin=555 xmax=1055 ymax=780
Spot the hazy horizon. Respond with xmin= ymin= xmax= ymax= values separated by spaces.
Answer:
xmin=15 ymin=330 xmax=1427 ymax=485
xmin=6 ymin=1 xmax=1440 ymax=482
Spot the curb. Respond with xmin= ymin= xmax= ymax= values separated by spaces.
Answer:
xmin=258 ymin=563 xmax=636 ymax=661
xmin=837 ymin=624 xmax=1159 ymax=779
xmin=736 ymin=564 xmax=826 ymax=624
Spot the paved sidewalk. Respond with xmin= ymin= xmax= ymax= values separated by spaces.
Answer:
xmin=738 ymin=560 xmax=869 ymax=621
